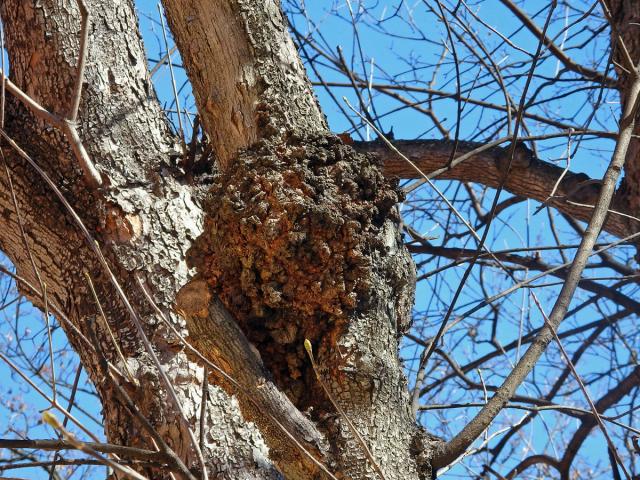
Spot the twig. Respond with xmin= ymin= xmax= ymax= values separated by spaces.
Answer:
xmin=450 ymin=229 xmax=640 ymax=329
xmin=0 ymin=72 xmax=102 ymax=187
xmin=1 ymin=150 xmax=57 ymax=405
xmin=530 ymin=292 xmax=631 ymax=479
xmin=360 ymin=0 xmax=557 ymax=380
xmin=84 ymin=272 xmax=138 ymax=385
xmin=0 ymin=350 xmax=100 ymax=444
xmin=42 ymin=411 xmax=149 ymax=480
xmin=0 ymin=262 xmax=130 ymax=388
xmin=498 ymin=0 xmax=616 ymax=85
xmin=0 ymin=439 xmax=166 ymax=463
xmin=48 ymin=364 xmax=83 ymax=480
xmin=68 ymin=0 xmax=90 ymax=123
xmin=61 ymin=120 xmax=102 ymax=188
xmin=304 ymin=339 xmax=387 ymax=480
xmin=199 ymin=367 xmax=208 ymax=454
xmin=432 ymin=53 xmax=640 ymax=470
xmin=542 ymin=128 xmax=574 ymax=208
xmin=157 ymin=4 xmax=186 ymax=154
xmin=150 ymin=45 xmax=178 ymax=78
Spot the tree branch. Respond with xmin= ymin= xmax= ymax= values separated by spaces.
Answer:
xmin=431 ymin=58 xmax=640 ymax=470
xmin=161 ymin=0 xmax=328 ymax=169
xmin=0 ymin=1 xmax=282 ymax=477
xmin=0 ymin=439 xmax=166 ymax=463
xmin=560 ymin=366 xmax=640 ymax=476
xmin=354 ymin=139 xmax=638 ymax=240
xmin=498 ymin=0 xmax=617 ymax=86
xmin=407 ymin=243 xmax=640 ymax=312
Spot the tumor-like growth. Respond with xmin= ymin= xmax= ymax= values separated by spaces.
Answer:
xmin=188 ymin=134 xmax=409 ymax=401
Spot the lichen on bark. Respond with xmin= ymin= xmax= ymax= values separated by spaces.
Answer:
xmin=187 ymin=133 xmax=413 ymax=402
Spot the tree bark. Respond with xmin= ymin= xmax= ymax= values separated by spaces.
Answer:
xmin=0 ymin=0 xmax=434 ymax=478
xmin=0 ymin=1 xmax=279 ymax=478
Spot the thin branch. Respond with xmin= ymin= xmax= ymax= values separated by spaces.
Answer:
xmin=0 ymin=439 xmax=166 ymax=463
xmin=42 ymin=411 xmax=149 ymax=480
xmin=199 ymin=367 xmax=208 ymax=455
xmin=158 ymin=4 xmax=186 ymax=154
xmin=48 ymin=363 xmax=83 ymax=480
xmin=1 ymin=150 xmax=57 ymax=405
xmin=68 ymin=0 xmax=90 ymax=122
xmin=432 ymin=56 xmax=640 ymax=470
xmin=531 ymin=292 xmax=631 ymax=479
xmin=498 ymin=0 xmax=616 ymax=86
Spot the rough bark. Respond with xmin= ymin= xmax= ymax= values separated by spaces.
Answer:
xmin=0 ymin=1 xmax=278 ymax=478
xmin=1 ymin=0 xmax=435 ymax=479
xmin=179 ymin=133 xmax=433 ymax=479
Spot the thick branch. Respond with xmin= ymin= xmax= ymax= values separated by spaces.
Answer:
xmin=607 ymin=1 xmax=640 ymax=216
xmin=161 ymin=0 xmax=327 ymax=169
xmin=355 ymin=139 xmax=638 ymax=240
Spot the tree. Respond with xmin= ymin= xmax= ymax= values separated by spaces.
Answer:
xmin=0 ymin=1 xmax=638 ymax=479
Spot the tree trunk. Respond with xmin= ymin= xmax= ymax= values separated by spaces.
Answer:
xmin=0 ymin=0 xmax=434 ymax=478
xmin=0 ymin=0 xmax=280 ymax=478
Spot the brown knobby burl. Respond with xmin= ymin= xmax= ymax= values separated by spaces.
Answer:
xmin=187 ymin=133 xmax=415 ymax=406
